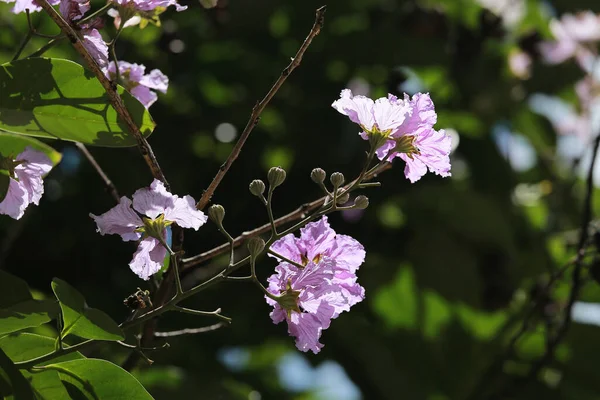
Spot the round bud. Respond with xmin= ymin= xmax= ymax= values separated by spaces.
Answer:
xmin=247 ymin=237 xmax=266 ymax=259
xmin=310 ymin=168 xmax=326 ymax=184
xmin=208 ymin=204 xmax=225 ymax=225
xmin=330 ymin=172 xmax=345 ymax=187
xmin=249 ymin=179 xmax=266 ymax=197
xmin=267 ymin=167 xmax=287 ymax=188
xmin=353 ymin=195 xmax=369 ymax=209
xmin=336 ymin=192 xmax=350 ymax=205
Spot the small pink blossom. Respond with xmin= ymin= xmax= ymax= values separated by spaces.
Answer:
xmin=82 ymin=27 xmax=109 ymax=68
xmin=91 ymin=179 xmax=207 ymax=280
xmin=104 ymin=61 xmax=168 ymax=108
xmin=0 ymin=0 xmax=59 ymax=13
xmin=0 ymin=147 xmax=53 ymax=220
xmin=333 ymin=89 xmax=451 ymax=183
xmin=266 ymin=216 xmax=365 ymax=353
xmin=59 ymin=0 xmax=90 ymax=21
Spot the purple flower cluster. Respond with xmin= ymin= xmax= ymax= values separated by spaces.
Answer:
xmin=91 ymin=179 xmax=207 ymax=280
xmin=104 ymin=61 xmax=168 ymax=108
xmin=332 ymin=89 xmax=452 ymax=183
xmin=265 ymin=217 xmax=365 ymax=353
xmin=0 ymin=147 xmax=53 ymax=220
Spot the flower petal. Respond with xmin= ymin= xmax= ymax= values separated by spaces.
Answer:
xmin=288 ymin=302 xmax=335 ymax=354
xmin=90 ymin=197 xmax=142 ymax=241
xmin=132 ymin=179 xmax=175 ymax=219
xmin=129 ymin=237 xmax=167 ymax=280
xmin=164 ymin=195 xmax=207 ymax=230
xmin=331 ymin=89 xmax=376 ymax=130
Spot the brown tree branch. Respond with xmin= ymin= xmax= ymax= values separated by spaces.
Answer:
xmin=195 ymin=5 xmax=327 ymax=210
xmin=182 ymin=162 xmax=391 ymax=270
xmin=37 ymin=0 xmax=169 ymax=188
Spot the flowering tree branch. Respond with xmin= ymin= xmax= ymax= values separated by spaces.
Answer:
xmin=195 ymin=5 xmax=327 ymax=210
xmin=36 ymin=0 xmax=169 ymax=188
xmin=181 ymin=162 xmax=390 ymax=270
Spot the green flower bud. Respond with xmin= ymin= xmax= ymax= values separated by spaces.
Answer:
xmin=310 ymin=168 xmax=326 ymax=184
xmin=249 ymin=179 xmax=266 ymax=197
xmin=267 ymin=166 xmax=286 ymax=188
xmin=353 ymin=195 xmax=369 ymax=209
xmin=247 ymin=237 xmax=266 ymax=259
xmin=330 ymin=172 xmax=345 ymax=187
xmin=208 ymin=204 xmax=225 ymax=225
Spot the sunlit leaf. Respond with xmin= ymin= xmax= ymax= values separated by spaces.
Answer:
xmin=45 ymin=359 xmax=153 ymax=400
xmin=0 ymin=58 xmax=155 ymax=147
xmin=51 ymin=279 xmax=124 ymax=341
xmin=0 ymin=300 xmax=59 ymax=336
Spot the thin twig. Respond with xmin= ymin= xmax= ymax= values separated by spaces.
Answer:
xmin=195 ymin=6 xmax=327 ymax=210
xmin=182 ymin=162 xmax=391 ymax=270
xmin=154 ymin=322 xmax=227 ymax=337
xmin=75 ymin=143 xmax=120 ymax=203
xmin=36 ymin=0 xmax=169 ymax=187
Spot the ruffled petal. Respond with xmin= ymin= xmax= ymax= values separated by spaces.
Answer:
xmin=132 ymin=179 xmax=175 ymax=219
xmin=328 ymin=234 xmax=365 ymax=273
xmin=163 ymin=195 xmax=207 ymax=230
xmin=129 ymin=237 xmax=167 ymax=280
xmin=287 ymin=302 xmax=335 ymax=354
xmin=331 ymin=89 xmax=375 ymax=130
xmin=298 ymin=216 xmax=336 ymax=261
xmin=90 ymin=197 xmax=142 ymax=241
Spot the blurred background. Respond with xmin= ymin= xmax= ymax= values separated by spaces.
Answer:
xmin=3 ymin=0 xmax=600 ymax=398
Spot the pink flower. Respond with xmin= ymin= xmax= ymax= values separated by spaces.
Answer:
xmin=91 ymin=179 xmax=207 ymax=280
xmin=0 ymin=147 xmax=53 ymax=220
xmin=104 ymin=61 xmax=168 ymax=108
xmin=539 ymin=12 xmax=600 ymax=65
xmin=0 ymin=0 xmax=59 ymax=13
xmin=59 ymin=0 xmax=90 ymax=21
xmin=333 ymin=89 xmax=452 ymax=183
xmin=81 ymin=27 xmax=109 ymax=68
xmin=111 ymin=0 xmax=187 ymax=13
xmin=265 ymin=216 xmax=365 ymax=353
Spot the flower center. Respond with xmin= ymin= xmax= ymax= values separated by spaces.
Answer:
xmin=135 ymin=213 xmax=172 ymax=240
xmin=277 ymin=279 xmax=302 ymax=318
xmin=392 ymin=135 xmax=419 ymax=158
xmin=362 ymin=124 xmax=393 ymax=150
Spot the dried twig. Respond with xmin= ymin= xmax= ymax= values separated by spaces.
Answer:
xmin=195 ymin=5 xmax=327 ymax=210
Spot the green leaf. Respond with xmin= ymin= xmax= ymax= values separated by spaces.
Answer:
xmin=0 ymin=333 xmax=84 ymax=364
xmin=0 ymin=132 xmax=62 ymax=166
xmin=0 ymin=347 xmax=35 ymax=400
xmin=51 ymin=279 xmax=124 ymax=341
xmin=0 ymin=270 xmax=32 ymax=308
xmin=45 ymin=359 xmax=153 ymax=400
xmin=0 ymin=58 xmax=155 ymax=147
xmin=0 ymin=333 xmax=82 ymax=400
xmin=0 ymin=300 xmax=60 ymax=336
